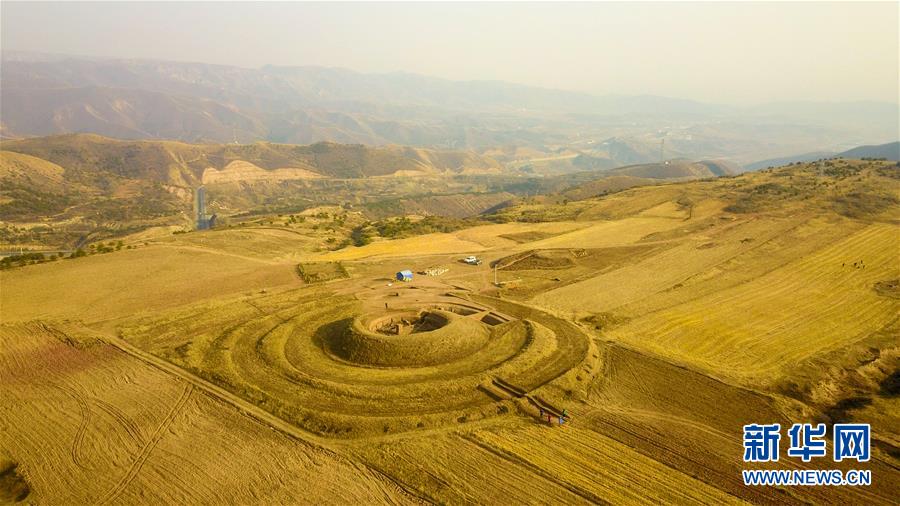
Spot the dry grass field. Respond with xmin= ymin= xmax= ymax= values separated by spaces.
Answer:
xmin=0 ymin=323 xmax=418 ymax=504
xmin=0 ymin=245 xmax=297 ymax=324
xmin=2 ymin=159 xmax=898 ymax=504
xmin=604 ymin=223 xmax=897 ymax=385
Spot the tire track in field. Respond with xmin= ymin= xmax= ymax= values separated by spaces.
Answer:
xmin=51 ymin=384 xmax=93 ymax=471
xmin=92 ymin=398 xmax=145 ymax=445
xmin=95 ymin=384 xmax=193 ymax=506
xmin=151 ymin=243 xmax=284 ymax=265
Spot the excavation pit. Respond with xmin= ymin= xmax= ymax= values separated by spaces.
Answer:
xmin=327 ymin=306 xmax=496 ymax=367
xmin=370 ymin=311 xmax=450 ymax=336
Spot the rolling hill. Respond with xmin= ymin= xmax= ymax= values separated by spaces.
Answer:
xmin=743 ymin=151 xmax=836 ymax=172
xmin=501 ymin=159 xmax=740 ymax=207
xmin=606 ymin=159 xmax=738 ymax=179
xmin=840 ymin=141 xmax=900 ymax=161
xmin=744 ymin=141 xmax=900 ymax=171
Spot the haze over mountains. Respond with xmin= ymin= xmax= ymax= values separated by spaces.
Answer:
xmin=2 ymin=51 xmax=897 ymax=167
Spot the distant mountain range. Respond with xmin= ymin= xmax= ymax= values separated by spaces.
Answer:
xmin=0 ymin=52 xmax=722 ymax=146
xmin=2 ymin=51 xmax=897 ymax=165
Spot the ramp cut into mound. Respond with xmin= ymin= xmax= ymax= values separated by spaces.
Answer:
xmin=331 ymin=310 xmax=492 ymax=367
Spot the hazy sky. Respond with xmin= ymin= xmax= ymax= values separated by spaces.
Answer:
xmin=3 ymin=1 xmax=898 ymax=104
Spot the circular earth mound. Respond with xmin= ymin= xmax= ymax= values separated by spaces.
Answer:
xmin=331 ymin=309 xmax=492 ymax=367
xmin=147 ymin=291 xmax=592 ymax=438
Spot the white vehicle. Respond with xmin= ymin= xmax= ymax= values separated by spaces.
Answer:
xmin=464 ymin=256 xmax=481 ymax=265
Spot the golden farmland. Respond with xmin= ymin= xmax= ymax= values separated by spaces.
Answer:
xmin=2 ymin=159 xmax=899 ymax=504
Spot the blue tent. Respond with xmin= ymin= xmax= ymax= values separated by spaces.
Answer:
xmin=396 ymin=270 xmax=413 ymax=281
